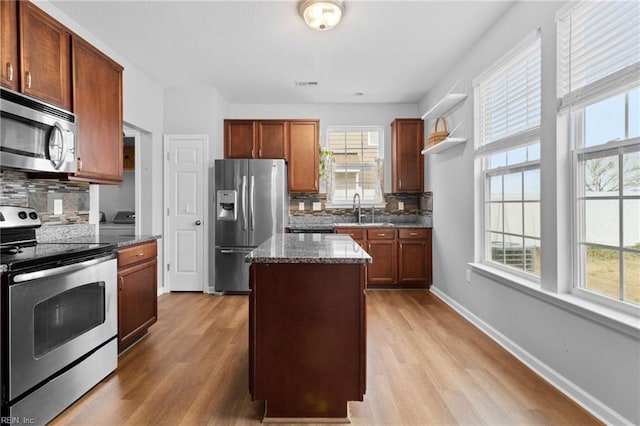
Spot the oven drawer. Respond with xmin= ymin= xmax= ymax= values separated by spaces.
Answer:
xmin=118 ymin=240 xmax=157 ymax=268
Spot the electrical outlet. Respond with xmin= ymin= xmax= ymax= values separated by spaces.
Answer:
xmin=312 ymin=202 xmax=321 ymax=211
xmin=398 ymin=201 xmax=404 ymax=211
xmin=466 ymin=268 xmax=471 ymax=283
xmin=54 ymin=199 xmax=63 ymax=215
xmin=298 ymin=202 xmax=305 ymax=211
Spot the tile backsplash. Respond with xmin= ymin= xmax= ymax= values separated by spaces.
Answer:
xmin=0 ymin=170 xmax=90 ymax=226
xmin=290 ymin=192 xmax=432 ymax=218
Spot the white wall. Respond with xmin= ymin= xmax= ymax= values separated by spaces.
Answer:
xmin=228 ymin=103 xmax=418 ymax=193
xmin=40 ymin=1 xmax=165 ymax=291
xmin=419 ymin=1 xmax=639 ymax=424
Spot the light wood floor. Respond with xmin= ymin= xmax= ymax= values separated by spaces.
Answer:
xmin=51 ymin=290 xmax=601 ymax=425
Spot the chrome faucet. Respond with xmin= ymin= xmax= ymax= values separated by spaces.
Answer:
xmin=353 ymin=193 xmax=363 ymax=224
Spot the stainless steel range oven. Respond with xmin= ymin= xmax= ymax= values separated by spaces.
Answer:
xmin=0 ymin=206 xmax=117 ymax=425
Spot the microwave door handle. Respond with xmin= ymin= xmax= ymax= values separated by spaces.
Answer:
xmin=241 ymin=175 xmax=247 ymax=230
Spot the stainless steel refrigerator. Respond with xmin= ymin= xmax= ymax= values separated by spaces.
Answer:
xmin=211 ymin=159 xmax=287 ymax=293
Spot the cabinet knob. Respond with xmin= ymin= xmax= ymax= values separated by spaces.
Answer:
xmin=118 ymin=276 xmax=124 ymax=291
xmin=6 ymin=63 xmax=13 ymax=81
xmin=25 ymin=71 xmax=32 ymax=89
xmin=410 ymin=232 xmax=418 ymax=236
xmin=77 ymin=158 xmax=83 ymax=171
xmin=137 ymin=252 xmax=145 ymax=257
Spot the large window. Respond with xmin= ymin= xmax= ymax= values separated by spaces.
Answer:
xmin=326 ymin=127 xmax=384 ymax=205
xmin=474 ymin=32 xmax=542 ymax=276
xmin=558 ymin=1 xmax=640 ymax=307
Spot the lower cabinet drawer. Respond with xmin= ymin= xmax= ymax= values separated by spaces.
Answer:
xmin=398 ymin=228 xmax=430 ymax=240
xmin=118 ymin=241 xmax=157 ymax=268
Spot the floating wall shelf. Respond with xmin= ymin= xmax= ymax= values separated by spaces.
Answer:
xmin=421 ymin=93 xmax=468 ymax=120
xmin=421 ymin=137 xmax=467 ymax=155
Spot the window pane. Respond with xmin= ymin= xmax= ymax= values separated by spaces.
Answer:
xmin=623 ymin=151 xmax=640 ymax=196
xmin=506 ymin=146 xmax=527 ymax=165
xmin=630 ymin=88 xmax=639 ymax=139
xmin=523 ymin=169 xmax=540 ymax=200
xmin=490 ymin=152 xmax=507 ymax=168
xmin=525 ymin=238 xmax=541 ymax=274
xmin=524 ymin=202 xmax=540 ymax=238
xmin=584 ymin=93 xmax=625 ymax=147
xmin=527 ymin=143 xmax=540 ymax=161
xmin=624 ymin=252 xmax=640 ymax=306
xmin=490 ymin=232 xmax=504 ymax=264
xmin=504 ymin=172 xmax=522 ymax=200
xmin=584 ymin=156 xmax=619 ymax=196
xmin=489 ymin=203 xmax=503 ymax=232
xmin=623 ymin=199 xmax=640 ymax=249
xmin=489 ymin=175 xmax=503 ymax=201
xmin=585 ymin=246 xmax=620 ymax=299
xmin=584 ymin=200 xmax=619 ymax=246
xmin=504 ymin=234 xmax=525 ymax=271
xmin=504 ymin=202 xmax=523 ymax=235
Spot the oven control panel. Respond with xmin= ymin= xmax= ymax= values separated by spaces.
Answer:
xmin=0 ymin=206 xmax=41 ymax=228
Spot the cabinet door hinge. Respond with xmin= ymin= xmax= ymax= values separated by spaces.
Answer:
xmin=167 ymin=263 xmax=170 ymax=271
xmin=167 ymin=208 xmax=170 ymax=216
xmin=166 ymin=152 xmax=170 ymax=161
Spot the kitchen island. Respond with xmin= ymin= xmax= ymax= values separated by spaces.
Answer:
xmin=245 ymin=233 xmax=371 ymax=423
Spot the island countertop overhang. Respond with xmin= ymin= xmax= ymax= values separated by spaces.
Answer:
xmin=245 ymin=233 xmax=372 ymax=264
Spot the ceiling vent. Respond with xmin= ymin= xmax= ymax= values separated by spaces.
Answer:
xmin=295 ymin=81 xmax=319 ymax=87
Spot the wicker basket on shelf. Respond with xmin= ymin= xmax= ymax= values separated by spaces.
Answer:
xmin=427 ymin=116 xmax=449 ymax=147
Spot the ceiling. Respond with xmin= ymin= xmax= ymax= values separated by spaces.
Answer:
xmin=50 ymin=0 xmax=515 ymax=104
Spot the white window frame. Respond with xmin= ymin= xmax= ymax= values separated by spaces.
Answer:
xmin=557 ymin=0 xmax=640 ymax=313
xmin=325 ymin=126 xmax=385 ymax=207
xmin=474 ymin=30 xmax=542 ymax=281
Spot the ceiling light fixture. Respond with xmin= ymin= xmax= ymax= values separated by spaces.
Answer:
xmin=299 ymin=0 xmax=344 ymax=31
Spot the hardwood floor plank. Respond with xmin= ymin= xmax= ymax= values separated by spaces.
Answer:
xmin=51 ymin=290 xmax=602 ymax=426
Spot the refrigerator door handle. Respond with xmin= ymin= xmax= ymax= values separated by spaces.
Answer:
xmin=241 ymin=175 xmax=247 ymax=230
xmin=250 ymin=175 xmax=255 ymax=230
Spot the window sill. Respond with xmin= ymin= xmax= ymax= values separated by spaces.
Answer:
xmin=469 ymin=262 xmax=640 ymax=339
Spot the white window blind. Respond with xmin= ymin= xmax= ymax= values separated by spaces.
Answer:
xmin=557 ymin=0 xmax=640 ymax=108
xmin=474 ymin=32 xmax=541 ymax=150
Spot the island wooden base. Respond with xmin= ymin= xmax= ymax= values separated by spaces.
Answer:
xmin=249 ymin=263 xmax=366 ymax=421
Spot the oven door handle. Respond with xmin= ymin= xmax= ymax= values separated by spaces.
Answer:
xmin=12 ymin=254 xmax=116 ymax=283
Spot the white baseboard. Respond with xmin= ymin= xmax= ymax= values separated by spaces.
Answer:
xmin=430 ymin=286 xmax=632 ymax=426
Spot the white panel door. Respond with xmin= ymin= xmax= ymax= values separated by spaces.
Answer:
xmin=164 ymin=135 xmax=208 ymax=291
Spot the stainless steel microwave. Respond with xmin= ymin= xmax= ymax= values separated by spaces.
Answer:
xmin=0 ymin=88 xmax=77 ymax=173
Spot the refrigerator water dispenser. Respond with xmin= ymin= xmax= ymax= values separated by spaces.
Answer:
xmin=217 ymin=190 xmax=237 ymax=221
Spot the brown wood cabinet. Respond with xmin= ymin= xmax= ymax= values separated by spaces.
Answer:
xmin=366 ymin=228 xmax=397 ymax=284
xmin=336 ymin=226 xmax=431 ymax=288
xmin=117 ymin=240 xmax=158 ymax=353
xmin=0 ymin=0 xmax=19 ymax=90
xmin=288 ymin=120 xmax=319 ymax=193
xmin=71 ymin=36 xmax=123 ymax=183
xmin=19 ymin=1 xmax=71 ymax=109
xmin=398 ymin=228 xmax=432 ymax=284
xmin=391 ymin=118 xmax=424 ymax=193
xmin=224 ymin=120 xmax=288 ymax=160
xmin=224 ymin=119 xmax=319 ymax=193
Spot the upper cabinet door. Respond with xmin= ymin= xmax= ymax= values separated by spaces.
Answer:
xmin=288 ymin=120 xmax=319 ymax=193
xmin=257 ymin=121 xmax=287 ymax=159
xmin=0 ymin=0 xmax=19 ymax=90
xmin=225 ymin=120 xmax=256 ymax=158
xmin=19 ymin=1 xmax=71 ymax=109
xmin=391 ymin=119 xmax=424 ymax=193
xmin=72 ymin=36 xmax=123 ymax=183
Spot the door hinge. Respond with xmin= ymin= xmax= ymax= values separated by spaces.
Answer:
xmin=167 ymin=263 xmax=170 ymax=271
xmin=166 ymin=152 xmax=170 ymax=161
xmin=167 ymin=208 xmax=170 ymax=216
